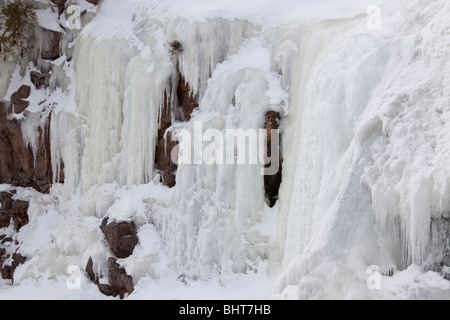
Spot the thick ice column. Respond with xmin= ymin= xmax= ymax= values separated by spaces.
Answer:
xmin=272 ymin=15 xmax=392 ymax=296
xmin=157 ymin=35 xmax=286 ymax=278
xmin=165 ymin=18 xmax=259 ymax=98
xmin=120 ymin=56 xmax=164 ymax=187
xmin=74 ymin=36 xmax=133 ymax=192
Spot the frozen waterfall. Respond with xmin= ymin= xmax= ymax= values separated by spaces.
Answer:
xmin=0 ymin=0 xmax=449 ymax=299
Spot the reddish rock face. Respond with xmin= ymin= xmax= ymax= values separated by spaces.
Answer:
xmin=155 ymin=90 xmax=178 ymax=188
xmin=17 ymin=85 xmax=31 ymax=99
xmin=154 ymin=73 xmax=199 ymax=188
xmin=0 ymin=190 xmax=29 ymax=283
xmin=0 ymin=235 xmax=27 ymax=282
xmin=0 ymin=102 xmax=55 ymax=194
xmin=11 ymin=252 xmax=26 ymax=270
xmin=85 ymin=256 xmax=97 ymax=283
xmin=51 ymin=0 xmax=100 ymax=15
xmin=87 ymin=217 xmax=139 ymax=299
xmin=0 ymin=192 xmax=29 ymax=231
xmin=86 ymin=0 xmax=100 ymax=5
xmin=100 ymin=218 xmax=139 ymax=259
xmin=107 ymin=257 xmax=134 ymax=299
xmin=30 ymin=72 xmax=51 ymax=90
xmin=38 ymin=27 xmax=61 ymax=61
xmin=85 ymin=256 xmax=134 ymax=299
xmin=155 ymin=130 xmax=178 ymax=188
xmin=3 ymin=253 xmax=27 ymax=282
xmin=264 ymin=111 xmax=282 ymax=208
xmin=0 ymin=265 xmax=12 ymax=280
xmin=177 ymin=74 xmax=199 ymax=122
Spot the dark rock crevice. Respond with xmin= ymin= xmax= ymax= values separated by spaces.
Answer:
xmin=263 ymin=111 xmax=283 ymax=208
xmin=85 ymin=256 xmax=134 ymax=299
xmin=0 ymin=191 xmax=29 ymax=231
xmin=104 ymin=257 xmax=134 ymax=299
xmin=36 ymin=27 xmax=62 ymax=61
xmin=155 ymin=72 xmax=199 ymax=188
xmin=155 ymin=89 xmax=179 ymax=188
xmin=10 ymin=85 xmax=31 ymax=114
xmin=30 ymin=71 xmax=51 ymax=90
xmin=177 ymin=74 xmax=199 ymax=122
xmin=0 ymin=250 xmax=27 ymax=282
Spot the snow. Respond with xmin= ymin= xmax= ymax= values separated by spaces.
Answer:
xmin=129 ymin=261 xmax=276 ymax=300
xmin=0 ymin=277 xmax=106 ymax=300
xmin=85 ymin=0 xmax=389 ymax=33
xmin=35 ymin=8 xmax=61 ymax=32
xmin=271 ymin=0 xmax=450 ymax=299
xmin=0 ymin=0 xmax=449 ymax=300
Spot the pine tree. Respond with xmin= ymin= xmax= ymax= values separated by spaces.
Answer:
xmin=0 ymin=0 xmax=37 ymax=61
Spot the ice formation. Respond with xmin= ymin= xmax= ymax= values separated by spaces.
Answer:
xmin=0 ymin=0 xmax=449 ymax=299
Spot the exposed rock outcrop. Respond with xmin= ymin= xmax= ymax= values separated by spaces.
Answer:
xmin=155 ymin=73 xmax=199 ymax=188
xmin=0 ymin=251 xmax=26 ymax=282
xmin=10 ymin=85 xmax=31 ymax=114
xmin=100 ymin=217 xmax=138 ymax=259
xmin=85 ymin=256 xmax=134 ymax=299
xmin=85 ymin=256 xmax=97 ymax=283
xmin=37 ymin=27 xmax=61 ymax=61
xmin=51 ymin=0 xmax=67 ymax=15
xmin=155 ymin=90 xmax=178 ymax=188
xmin=0 ymin=191 xmax=29 ymax=231
xmin=0 ymin=217 xmax=28 ymax=282
xmin=264 ymin=111 xmax=282 ymax=208
xmin=106 ymin=257 xmax=134 ymax=299
xmin=177 ymin=74 xmax=199 ymax=121
xmin=87 ymin=216 xmax=138 ymax=299
xmin=0 ymin=102 xmax=55 ymax=193
xmin=30 ymin=71 xmax=51 ymax=90
xmin=0 ymin=189 xmax=29 ymax=282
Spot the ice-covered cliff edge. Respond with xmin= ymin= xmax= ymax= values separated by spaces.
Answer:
xmin=0 ymin=0 xmax=449 ymax=299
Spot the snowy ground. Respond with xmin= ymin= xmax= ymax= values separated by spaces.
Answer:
xmin=0 ymin=264 xmax=276 ymax=300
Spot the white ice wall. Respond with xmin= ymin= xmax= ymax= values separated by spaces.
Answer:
xmin=53 ymin=10 xmax=282 ymax=281
xmin=272 ymin=0 xmax=450 ymax=299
